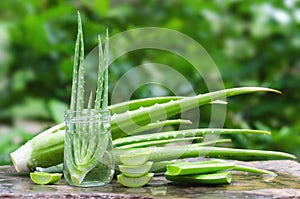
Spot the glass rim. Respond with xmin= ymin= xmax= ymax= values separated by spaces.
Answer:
xmin=65 ymin=109 xmax=110 ymax=114
xmin=65 ymin=109 xmax=110 ymax=122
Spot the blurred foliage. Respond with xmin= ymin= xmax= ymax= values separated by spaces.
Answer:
xmin=0 ymin=0 xmax=299 ymax=165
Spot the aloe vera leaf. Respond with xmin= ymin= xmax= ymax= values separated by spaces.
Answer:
xmin=80 ymin=92 xmax=93 ymax=158
xmin=10 ymin=87 xmax=282 ymax=172
xmin=165 ymin=159 xmax=275 ymax=175
xmin=64 ymin=131 xmax=85 ymax=184
xmin=166 ymin=162 xmax=236 ymax=175
xmin=113 ymin=128 xmax=270 ymax=147
xmin=70 ymin=12 xmax=83 ymax=169
xmin=65 ymin=122 xmax=96 ymax=185
xmin=111 ymin=96 xmax=182 ymax=114
xmin=75 ymin=12 xmax=85 ymax=113
xmin=111 ymin=98 xmax=226 ymax=115
xmin=102 ymin=29 xmax=109 ymax=109
xmin=68 ymin=133 xmax=109 ymax=185
xmin=130 ymin=119 xmax=192 ymax=135
xmin=22 ymin=129 xmax=65 ymax=170
xmin=170 ymin=159 xmax=228 ymax=166
xmin=87 ymin=92 xmax=93 ymax=110
xmin=151 ymin=159 xmax=227 ymax=173
xmin=117 ymin=137 xmax=202 ymax=149
xmin=72 ymin=144 xmax=107 ymax=185
xmin=95 ymin=35 xmax=104 ymax=109
xmin=233 ymin=165 xmax=276 ymax=175
xmin=110 ymin=87 xmax=280 ymax=139
xmin=168 ymin=160 xmax=274 ymax=175
xmin=165 ymin=171 xmax=232 ymax=185
xmin=192 ymin=139 xmax=232 ymax=146
xmin=145 ymin=146 xmax=296 ymax=163
xmin=70 ymin=12 xmax=81 ymax=111
xmin=67 ymin=12 xmax=85 ymax=184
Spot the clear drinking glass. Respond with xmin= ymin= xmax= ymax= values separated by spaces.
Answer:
xmin=64 ymin=109 xmax=114 ymax=187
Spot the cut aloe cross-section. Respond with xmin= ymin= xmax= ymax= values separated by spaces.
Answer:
xmin=30 ymin=172 xmax=62 ymax=185
xmin=117 ymin=173 xmax=154 ymax=188
xmin=119 ymin=151 xmax=150 ymax=166
xmin=119 ymin=162 xmax=153 ymax=177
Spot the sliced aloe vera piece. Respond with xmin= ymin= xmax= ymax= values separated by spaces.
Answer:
xmin=165 ymin=171 xmax=232 ymax=185
xmin=151 ymin=159 xmax=227 ymax=173
xmin=119 ymin=151 xmax=150 ymax=166
xmin=167 ymin=162 xmax=236 ymax=175
xmin=30 ymin=172 xmax=62 ymax=185
xmin=119 ymin=162 xmax=153 ymax=177
xmin=117 ymin=173 xmax=154 ymax=188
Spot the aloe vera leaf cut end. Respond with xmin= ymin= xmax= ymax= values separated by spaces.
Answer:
xmin=30 ymin=172 xmax=62 ymax=185
xmin=119 ymin=161 xmax=153 ymax=177
xmin=119 ymin=151 xmax=151 ymax=166
xmin=117 ymin=173 xmax=154 ymax=188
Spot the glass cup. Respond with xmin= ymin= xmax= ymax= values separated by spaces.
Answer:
xmin=64 ymin=109 xmax=114 ymax=187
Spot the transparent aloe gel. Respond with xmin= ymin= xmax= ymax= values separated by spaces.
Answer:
xmin=64 ymin=109 xmax=114 ymax=187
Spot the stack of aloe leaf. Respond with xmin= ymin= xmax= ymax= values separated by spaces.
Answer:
xmin=10 ymin=13 xmax=296 ymax=187
xmin=117 ymin=151 xmax=154 ymax=188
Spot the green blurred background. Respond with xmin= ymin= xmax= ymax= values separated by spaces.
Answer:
xmin=0 ymin=0 xmax=299 ymax=165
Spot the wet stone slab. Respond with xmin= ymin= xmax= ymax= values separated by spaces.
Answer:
xmin=0 ymin=160 xmax=300 ymax=199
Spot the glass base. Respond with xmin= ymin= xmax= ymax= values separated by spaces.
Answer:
xmin=69 ymin=181 xmax=108 ymax=187
xmin=63 ymin=166 xmax=115 ymax=187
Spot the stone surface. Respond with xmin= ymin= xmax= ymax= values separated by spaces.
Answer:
xmin=0 ymin=160 xmax=300 ymax=199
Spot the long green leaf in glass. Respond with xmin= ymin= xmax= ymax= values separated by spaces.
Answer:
xmin=95 ymin=34 xmax=104 ymax=110
xmin=102 ymin=29 xmax=109 ymax=110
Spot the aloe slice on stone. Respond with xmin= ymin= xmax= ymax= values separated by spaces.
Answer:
xmin=119 ymin=162 xmax=153 ymax=177
xmin=117 ymin=173 xmax=154 ymax=188
xmin=30 ymin=172 xmax=62 ymax=185
xmin=119 ymin=150 xmax=150 ymax=166
xmin=167 ymin=162 xmax=236 ymax=175
xmin=165 ymin=171 xmax=232 ymax=185
xmin=151 ymin=159 xmax=227 ymax=173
